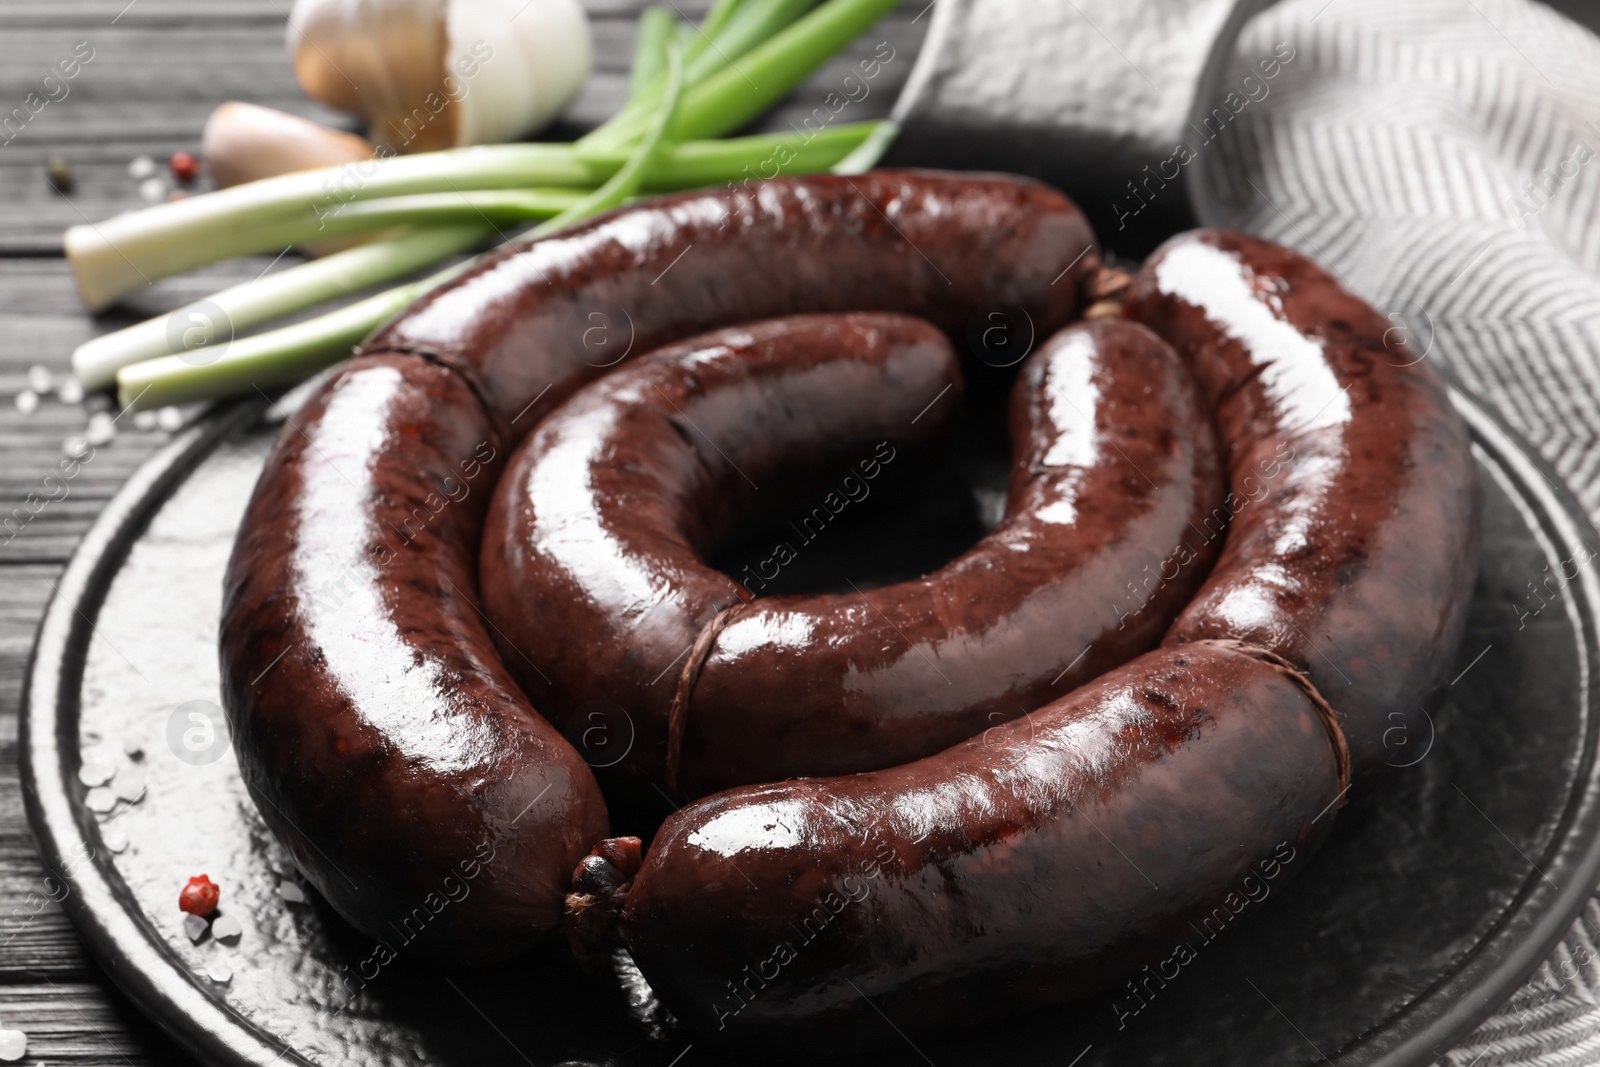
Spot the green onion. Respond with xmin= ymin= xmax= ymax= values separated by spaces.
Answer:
xmin=606 ymin=0 xmax=814 ymax=148
xmin=533 ymin=39 xmax=686 ymax=237
xmin=74 ymin=225 xmax=492 ymax=390
xmin=276 ymin=188 xmax=583 ymax=243
xmin=584 ymin=0 xmax=817 ymax=151
xmin=831 ymin=117 xmax=900 ymax=174
xmin=66 ymin=126 xmax=874 ymax=310
xmin=668 ymin=0 xmax=900 ymax=142
xmin=96 ymin=0 xmax=901 ymax=410
xmin=629 ymin=8 xmax=678 ymax=102
xmin=690 ymin=0 xmax=816 ymax=85
xmin=117 ymin=41 xmax=691 ymax=412
xmin=590 ymin=120 xmax=874 ymax=186
xmin=64 ymin=143 xmax=589 ymax=311
xmin=116 ymin=285 xmax=428 ymax=411
xmin=74 ymin=0 xmax=822 ymax=315
xmin=76 ymin=123 xmax=878 ymax=393
xmin=680 ymin=0 xmax=748 ymax=69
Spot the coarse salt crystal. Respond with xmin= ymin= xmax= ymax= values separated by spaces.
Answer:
xmin=115 ymin=768 xmax=146 ymax=804
xmin=86 ymin=411 xmax=116 ymax=446
xmin=211 ymin=913 xmax=243 ymax=943
xmin=77 ymin=758 xmax=114 ymax=787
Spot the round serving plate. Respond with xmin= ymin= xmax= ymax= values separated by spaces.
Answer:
xmin=18 ymin=376 xmax=1600 ymax=1067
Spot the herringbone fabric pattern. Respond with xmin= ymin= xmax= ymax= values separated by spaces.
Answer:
xmin=1197 ymin=1 xmax=1600 ymax=1060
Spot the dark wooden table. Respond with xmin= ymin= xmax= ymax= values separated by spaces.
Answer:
xmin=0 ymin=2 xmax=923 ymax=1061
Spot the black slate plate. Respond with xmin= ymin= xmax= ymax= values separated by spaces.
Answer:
xmin=18 ymin=379 xmax=1600 ymax=1067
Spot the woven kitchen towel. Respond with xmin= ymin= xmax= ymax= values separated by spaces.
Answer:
xmin=1196 ymin=0 xmax=1600 ymax=1062
xmin=881 ymin=0 xmax=1269 ymax=249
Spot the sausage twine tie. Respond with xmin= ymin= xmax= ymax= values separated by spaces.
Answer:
xmin=665 ymin=598 xmax=753 ymax=797
xmin=1195 ymin=637 xmax=1353 ymax=795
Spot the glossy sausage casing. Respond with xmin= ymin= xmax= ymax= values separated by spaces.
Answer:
xmin=1124 ymin=230 xmax=1481 ymax=779
xmin=478 ymin=313 xmax=964 ymax=794
xmin=686 ymin=318 xmax=1223 ymax=791
xmin=481 ymin=314 xmax=1223 ymax=795
xmin=221 ymin=355 xmax=608 ymax=963
xmin=366 ymin=169 xmax=1097 ymax=434
xmin=620 ymin=641 xmax=1343 ymax=1037
xmin=222 ymin=171 xmax=1098 ymax=959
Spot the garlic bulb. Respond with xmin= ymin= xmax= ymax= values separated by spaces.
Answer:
xmin=202 ymin=102 xmax=374 ymax=188
xmin=286 ymin=0 xmax=592 ymax=153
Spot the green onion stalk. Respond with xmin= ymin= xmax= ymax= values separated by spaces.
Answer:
xmin=588 ymin=0 xmax=818 ymax=152
xmin=74 ymin=225 xmax=493 ymax=390
xmin=69 ymin=123 xmax=875 ymax=323
xmin=94 ymin=0 xmax=906 ymax=408
xmin=586 ymin=0 xmax=897 ymax=149
xmin=629 ymin=7 xmax=678 ymax=101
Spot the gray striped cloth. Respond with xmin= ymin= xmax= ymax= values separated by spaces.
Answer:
xmin=1196 ymin=0 xmax=1600 ymax=1062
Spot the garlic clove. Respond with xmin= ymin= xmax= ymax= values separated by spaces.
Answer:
xmin=202 ymin=102 xmax=373 ymax=189
xmin=289 ymin=0 xmax=447 ymax=117
xmin=446 ymin=0 xmax=592 ymax=147
xmin=286 ymin=0 xmax=591 ymax=153
xmin=289 ymin=0 xmax=458 ymax=152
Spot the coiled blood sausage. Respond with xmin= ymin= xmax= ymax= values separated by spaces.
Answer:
xmin=222 ymin=160 xmax=1477 ymax=1032
xmin=480 ymin=313 xmax=1222 ymax=796
xmin=597 ymin=232 xmax=1477 ymax=1037
xmin=220 ymin=171 xmax=1098 ymax=960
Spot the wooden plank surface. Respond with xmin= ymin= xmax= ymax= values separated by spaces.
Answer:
xmin=0 ymin=2 xmax=924 ymax=1062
